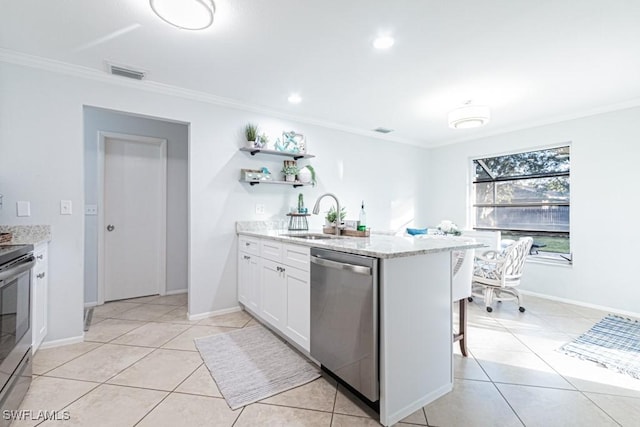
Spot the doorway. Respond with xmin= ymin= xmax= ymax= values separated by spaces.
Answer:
xmin=98 ymin=132 xmax=167 ymax=303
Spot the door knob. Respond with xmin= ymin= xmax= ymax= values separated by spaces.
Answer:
xmin=107 ymin=224 xmax=115 ymax=232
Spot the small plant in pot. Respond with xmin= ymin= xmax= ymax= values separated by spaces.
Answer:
xmin=325 ymin=206 xmax=346 ymax=226
xmin=281 ymin=164 xmax=299 ymax=182
xmin=244 ymin=123 xmax=258 ymax=147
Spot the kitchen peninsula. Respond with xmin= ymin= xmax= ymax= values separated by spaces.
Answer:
xmin=237 ymin=222 xmax=483 ymax=426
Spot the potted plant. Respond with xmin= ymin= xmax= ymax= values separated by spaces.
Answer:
xmin=244 ymin=123 xmax=258 ymax=147
xmin=325 ymin=206 xmax=346 ymax=226
xmin=281 ymin=164 xmax=299 ymax=182
xmin=297 ymin=165 xmax=316 ymax=186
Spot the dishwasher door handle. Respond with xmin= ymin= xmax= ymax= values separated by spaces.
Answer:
xmin=311 ymin=256 xmax=372 ymax=275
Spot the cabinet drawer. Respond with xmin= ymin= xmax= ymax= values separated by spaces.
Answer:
xmin=260 ymin=239 xmax=283 ymax=262
xmin=283 ymin=244 xmax=310 ymax=272
xmin=239 ymin=236 xmax=259 ymax=256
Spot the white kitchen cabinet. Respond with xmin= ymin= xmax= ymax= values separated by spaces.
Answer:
xmin=259 ymin=258 xmax=287 ymax=330
xmin=284 ymin=265 xmax=310 ymax=350
xmin=32 ymin=242 xmax=48 ymax=353
xmin=238 ymin=250 xmax=260 ymax=313
xmin=238 ymin=236 xmax=260 ymax=312
xmin=237 ymin=235 xmax=311 ymax=352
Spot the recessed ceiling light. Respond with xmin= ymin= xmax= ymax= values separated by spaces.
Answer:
xmin=373 ymin=36 xmax=394 ymax=50
xmin=149 ymin=0 xmax=215 ymax=30
xmin=288 ymin=93 xmax=302 ymax=104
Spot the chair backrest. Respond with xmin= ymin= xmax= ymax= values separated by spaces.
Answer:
xmin=452 ymin=247 xmax=475 ymax=301
xmin=501 ymin=237 xmax=534 ymax=282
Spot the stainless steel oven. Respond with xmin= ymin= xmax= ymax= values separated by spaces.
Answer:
xmin=0 ymin=245 xmax=34 ymax=424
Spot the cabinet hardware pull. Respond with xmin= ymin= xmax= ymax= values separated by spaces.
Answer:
xmin=245 ymin=242 xmax=250 ymax=246
xmin=37 ymin=272 xmax=45 ymax=279
xmin=37 ymin=254 xmax=44 ymax=260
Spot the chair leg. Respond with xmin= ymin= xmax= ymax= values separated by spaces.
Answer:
xmin=459 ymin=298 xmax=468 ymax=357
xmin=484 ymin=287 xmax=494 ymax=312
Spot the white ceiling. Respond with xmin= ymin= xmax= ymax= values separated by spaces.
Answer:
xmin=2 ymin=0 xmax=640 ymax=147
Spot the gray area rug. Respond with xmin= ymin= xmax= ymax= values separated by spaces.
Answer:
xmin=195 ymin=324 xmax=320 ymax=409
xmin=559 ymin=314 xmax=640 ymax=379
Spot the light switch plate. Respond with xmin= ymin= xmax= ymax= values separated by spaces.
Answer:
xmin=16 ymin=201 xmax=31 ymax=217
xmin=60 ymin=200 xmax=73 ymax=215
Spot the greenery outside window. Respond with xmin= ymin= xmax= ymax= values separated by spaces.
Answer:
xmin=472 ymin=145 xmax=571 ymax=263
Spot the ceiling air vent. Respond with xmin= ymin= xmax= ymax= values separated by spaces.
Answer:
xmin=373 ymin=127 xmax=394 ymax=134
xmin=109 ymin=64 xmax=146 ymax=80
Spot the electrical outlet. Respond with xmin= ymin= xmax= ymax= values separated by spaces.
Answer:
xmin=255 ymin=204 xmax=266 ymax=214
xmin=85 ymin=204 xmax=98 ymax=215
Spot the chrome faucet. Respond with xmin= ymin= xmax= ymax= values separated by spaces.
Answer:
xmin=312 ymin=193 xmax=341 ymax=236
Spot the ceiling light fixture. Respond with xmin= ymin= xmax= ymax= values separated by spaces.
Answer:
xmin=373 ymin=35 xmax=394 ymax=49
xmin=448 ymin=101 xmax=491 ymax=129
xmin=149 ymin=0 xmax=215 ymax=30
xmin=287 ymin=93 xmax=302 ymax=104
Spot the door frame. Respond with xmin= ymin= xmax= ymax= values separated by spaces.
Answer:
xmin=97 ymin=131 xmax=168 ymax=305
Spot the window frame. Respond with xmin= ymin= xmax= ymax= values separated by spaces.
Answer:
xmin=469 ymin=143 xmax=572 ymax=264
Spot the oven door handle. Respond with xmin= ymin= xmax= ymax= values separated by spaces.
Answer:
xmin=0 ymin=256 xmax=36 ymax=285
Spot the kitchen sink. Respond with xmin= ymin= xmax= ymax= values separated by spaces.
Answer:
xmin=281 ymin=233 xmax=338 ymax=240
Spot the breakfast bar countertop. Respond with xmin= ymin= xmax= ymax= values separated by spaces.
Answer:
xmin=236 ymin=224 xmax=483 ymax=259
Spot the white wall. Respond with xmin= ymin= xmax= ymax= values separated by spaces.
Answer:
xmin=0 ymin=60 xmax=429 ymax=342
xmin=83 ymin=107 xmax=188 ymax=304
xmin=427 ymin=107 xmax=640 ymax=314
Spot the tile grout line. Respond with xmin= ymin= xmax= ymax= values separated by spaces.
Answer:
xmin=468 ymin=348 xmax=527 ymax=427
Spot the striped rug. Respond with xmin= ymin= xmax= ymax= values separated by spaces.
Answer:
xmin=195 ymin=325 xmax=320 ymax=409
xmin=559 ymin=314 xmax=640 ymax=379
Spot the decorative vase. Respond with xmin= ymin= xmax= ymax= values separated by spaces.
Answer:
xmin=298 ymin=167 xmax=311 ymax=183
xmin=285 ymin=174 xmax=295 ymax=182
xmin=247 ymin=139 xmax=256 ymax=148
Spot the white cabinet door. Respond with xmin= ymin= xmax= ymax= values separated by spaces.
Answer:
xmin=284 ymin=265 xmax=310 ymax=351
xmin=238 ymin=251 xmax=260 ymax=313
xmin=260 ymin=258 xmax=286 ymax=329
xmin=32 ymin=243 xmax=48 ymax=353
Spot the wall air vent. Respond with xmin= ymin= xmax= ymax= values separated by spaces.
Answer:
xmin=109 ymin=64 xmax=146 ymax=80
xmin=373 ymin=127 xmax=394 ymax=134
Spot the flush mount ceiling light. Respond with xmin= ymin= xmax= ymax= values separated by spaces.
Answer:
xmin=373 ymin=35 xmax=394 ymax=49
xmin=448 ymin=102 xmax=491 ymax=129
xmin=150 ymin=0 xmax=215 ymax=30
xmin=287 ymin=93 xmax=302 ymax=104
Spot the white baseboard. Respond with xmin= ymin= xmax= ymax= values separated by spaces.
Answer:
xmin=39 ymin=335 xmax=84 ymax=350
xmin=188 ymin=305 xmax=241 ymax=321
xmin=84 ymin=302 xmax=97 ymax=308
xmin=165 ymin=289 xmax=187 ymax=296
xmin=520 ymin=290 xmax=640 ymax=318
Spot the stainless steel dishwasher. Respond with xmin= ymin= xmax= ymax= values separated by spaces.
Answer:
xmin=310 ymin=247 xmax=379 ymax=402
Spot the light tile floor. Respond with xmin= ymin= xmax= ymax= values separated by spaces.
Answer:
xmin=18 ymin=293 xmax=640 ymax=426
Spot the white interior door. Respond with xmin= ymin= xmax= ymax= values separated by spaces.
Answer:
xmin=103 ymin=135 xmax=167 ymax=302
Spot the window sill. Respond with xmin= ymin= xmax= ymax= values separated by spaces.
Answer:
xmin=527 ymin=255 xmax=572 ymax=267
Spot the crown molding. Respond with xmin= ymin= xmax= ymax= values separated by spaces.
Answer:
xmin=0 ymin=48 xmax=424 ymax=148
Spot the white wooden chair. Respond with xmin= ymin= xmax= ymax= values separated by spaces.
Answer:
xmin=470 ymin=237 xmax=533 ymax=313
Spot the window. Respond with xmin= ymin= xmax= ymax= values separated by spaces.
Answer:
xmin=472 ymin=145 xmax=570 ymax=262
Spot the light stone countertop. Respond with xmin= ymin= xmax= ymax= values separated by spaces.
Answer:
xmin=237 ymin=228 xmax=484 ymax=259
xmin=0 ymin=225 xmax=51 ymax=246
